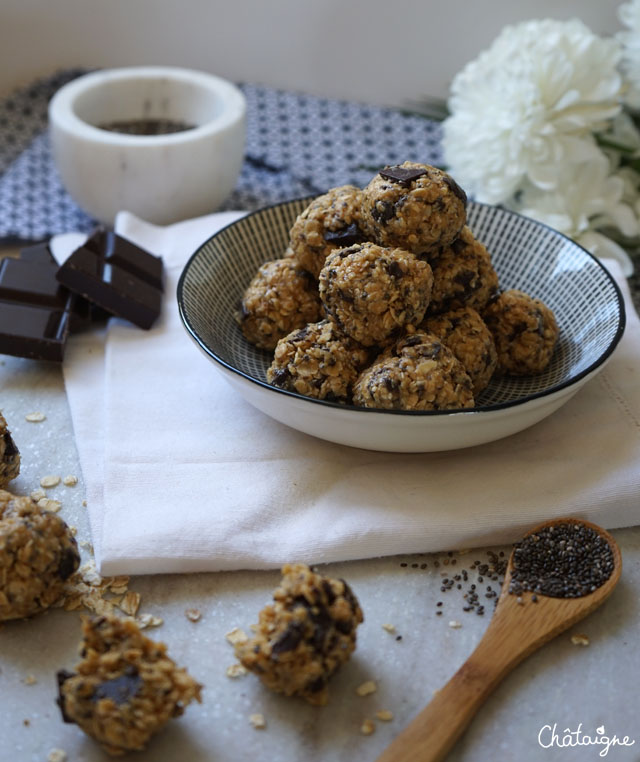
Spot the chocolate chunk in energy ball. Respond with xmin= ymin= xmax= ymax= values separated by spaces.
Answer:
xmin=57 ymin=614 xmax=202 ymax=756
xmin=56 ymin=229 xmax=164 ymax=330
xmin=233 ymin=563 xmax=363 ymax=706
xmin=379 ymin=165 xmax=429 ymax=186
xmin=0 ymin=488 xmax=80 ymax=620
xmin=0 ymin=412 xmax=20 ymax=487
xmin=323 ymin=222 xmax=363 ymax=246
xmin=509 ymin=522 xmax=615 ymax=598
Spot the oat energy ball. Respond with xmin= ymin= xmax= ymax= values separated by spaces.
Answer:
xmin=422 ymin=307 xmax=498 ymax=395
xmin=289 ymin=185 xmax=366 ymax=278
xmin=239 ymin=257 xmax=323 ymax=350
xmin=57 ymin=614 xmax=202 ymax=756
xmin=424 ymin=226 xmax=499 ymax=316
xmin=0 ymin=489 xmax=79 ymax=620
xmin=353 ymin=332 xmax=475 ymax=411
xmin=361 ymin=162 xmax=467 ymax=253
xmin=483 ymin=289 xmax=559 ymax=376
xmin=234 ymin=563 xmax=363 ymax=706
xmin=0 ymin=412 xmax=20 ymax=487
xmin=319 ymin=242 xmax=433 ymax=347
xmin=267 ymin=319 xmax=369 ymax=402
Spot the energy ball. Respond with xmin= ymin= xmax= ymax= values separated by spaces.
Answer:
xmin=361 ymin=162 xmax=467 ymax=253
xmin=289 ymin=185 xmax=366 ymax=278
xmin=483 ymin=289 xmax=559 ymax=376
xmin=421 ymin=306 xmax=498 ymax=395
xmin=353 ymin=331 xmax=475 ymax=411
xmin=239 ymin=257 xmax=323 ymax=350
xmin=267 ymin=319 xmax=369 ymax=402
xmin=57 ymin=614 xmax=202 ymax=756
xmin=233 ymin=563 xmax=363 ymax=706
xmin=423 ymin=226 xmax=499 ymax=316
xmin=0 ymin=489 xmax=79 ymax=621
xmin=319 ymin=242 xmax=433 ymax=347
xmin=0 ymin=412 xmax=20 ymax=487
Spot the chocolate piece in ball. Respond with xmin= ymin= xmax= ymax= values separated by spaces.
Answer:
xmin=0 ymin=412 xmax=20 ymax=487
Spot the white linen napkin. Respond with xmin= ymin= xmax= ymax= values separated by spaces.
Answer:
xmin=60 ymin=212 xmax=640 ymax=576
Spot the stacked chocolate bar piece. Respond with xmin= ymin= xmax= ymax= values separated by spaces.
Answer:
xmin=0 ymin=230 xmax=163 ymax=361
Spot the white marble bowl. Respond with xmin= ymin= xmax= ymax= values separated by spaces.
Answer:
xmin=177 ymin=198 xmax=626 ymax=452
xmin=48 ymin=66 xmax=246 ymax=225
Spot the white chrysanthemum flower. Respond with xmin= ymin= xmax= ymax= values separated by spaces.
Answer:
xmin=618 ymin=0 xmax=640 ymax=109
xmin=443 ymin=19 xmax=623 ymax=204
xmin=516 ymin=153 xmax=637 ymax=275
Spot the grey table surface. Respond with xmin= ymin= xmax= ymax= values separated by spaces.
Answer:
xmin=1 ymin=262 xmax=640 ymax=762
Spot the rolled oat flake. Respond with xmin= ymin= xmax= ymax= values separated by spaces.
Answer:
xmin=509 ymin=522 xmax=615 ymax=598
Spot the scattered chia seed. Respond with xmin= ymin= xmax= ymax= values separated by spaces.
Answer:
xmin=509 ymin=522 xmax=614 ymax=598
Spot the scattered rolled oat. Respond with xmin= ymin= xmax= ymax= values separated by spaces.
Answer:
xmin=37 ymin=497 xmax=61 ymax=512
xmin=449 ymin=620 xmax=462 ymax=629
xmin=356 ymin=680 xmax=377 ymax=697
xmin=376 ymin=710 xmax=394 ymax=722
xmin=23 ymin=674 xmax=37 ymax=685
xmin=119 ymin=590 xmax=142 ymax=617
xmin=226 ymin=627 xmax=248 ymax=645
xmin=25 ymin=412 xmax=46 ymax=423
xmin=571 ymin=633 xmax=590 ymax=647
xmin=40 ymin=475 xmax=61 ymax=489
xmin=185 ymin=608 xmax=202 ymax=623
xmin=62 ymin=475 xmax=78 ymax=487
xmin=226 ymin=663 xmax=248 ymax=678
xmin=47 ymin=750 xmax=67 ymax=762
xmin=30 ymin=488 xmax=46 ymax=502
xmin=81 ymin=500 xmax=87 ymax=507
xmin=137 ymin=613 xmax=163 ymax=629
xmin=360 ymin=719 xmax=376 ymax=736
xmin=249 ymin=713 xmax=267 ymax=730
xmin=382 ymin=623 xmax=396 ymax=634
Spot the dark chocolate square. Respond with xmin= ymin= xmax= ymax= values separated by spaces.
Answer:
xmin=379 ymin=165 xmax=428 ymax=186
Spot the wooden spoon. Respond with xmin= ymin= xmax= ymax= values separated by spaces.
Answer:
xmin=376 ymin=518 xmax=622 ymax=762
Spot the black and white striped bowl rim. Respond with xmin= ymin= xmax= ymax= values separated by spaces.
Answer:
xmin=177 ymin=198 xmax=626 ymax=416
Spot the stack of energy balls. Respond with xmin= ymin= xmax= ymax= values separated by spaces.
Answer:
xmin=239 ymin=162 xmax=558 ymax=411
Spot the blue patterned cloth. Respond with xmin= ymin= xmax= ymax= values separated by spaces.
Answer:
xmin=0 ymin=70 xmax=443 ymax=241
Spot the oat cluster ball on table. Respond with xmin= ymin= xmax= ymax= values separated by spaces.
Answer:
xmin=0 ymin=488 xmax=80 ymax=621
xmin=57 ymin=614 xmax=202 ymax=756
xmin=238 ymin=162 xmax=559 ymax=410
xmin=234 ymin=563 xmax=363 ymax=706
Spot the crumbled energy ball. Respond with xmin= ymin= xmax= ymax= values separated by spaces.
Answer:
xmin=0 ymin=489 xmax=79 ymax=620
xmin=233 ymin=563 xmax=364 ymax=706
xmin=319 ymin=242 xmax=433 ymax=347
xmin=57 ymin=614 xmax=202 ymax=756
